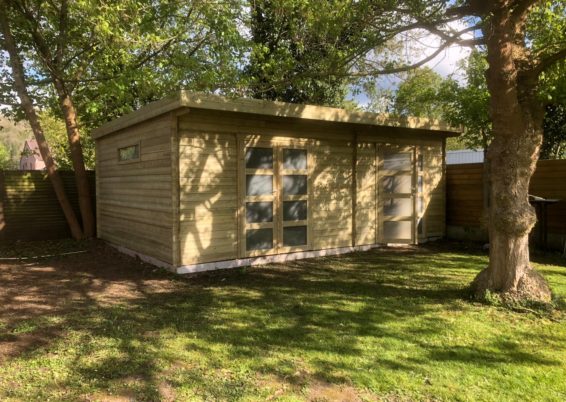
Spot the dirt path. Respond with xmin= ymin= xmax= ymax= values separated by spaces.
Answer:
xmin=0 ymin=242 xmax=182 ymax=361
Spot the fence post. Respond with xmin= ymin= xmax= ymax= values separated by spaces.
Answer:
xmin=0 ymin=170 xmax=5 ymax=241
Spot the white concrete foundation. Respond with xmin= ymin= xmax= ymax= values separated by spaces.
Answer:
xmin=109 ymin=242 xmax=384 ymax=275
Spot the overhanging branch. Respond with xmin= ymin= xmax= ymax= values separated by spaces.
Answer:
xmin=532 ymin=47 xmax=566 ymax=77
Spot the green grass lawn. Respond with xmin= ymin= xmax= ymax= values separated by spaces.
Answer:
xmin=1 ymin=243 xmax=566 ymax=401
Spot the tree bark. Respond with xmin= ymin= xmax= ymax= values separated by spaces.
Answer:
xmin=52 ymin=79 xmax=96 ymax=238
xmin=11 ymin=0 xmax=96 ymax=238
xmin=0 ymin=9 xmax=84 ymax=240
xmin=471 ymin=1 xmax=551 ymax=302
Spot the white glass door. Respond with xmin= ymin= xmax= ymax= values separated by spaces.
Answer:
xmin=378 ymin=145 xmax=416 ymax=244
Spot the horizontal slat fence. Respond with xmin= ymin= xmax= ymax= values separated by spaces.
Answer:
xmin=0 ymin=170 xmax=96 ymax=241
xmin=446 ymin=163 xmax=484 ymax=227
xmin=446 ymin=160 xmax=566 ymax=249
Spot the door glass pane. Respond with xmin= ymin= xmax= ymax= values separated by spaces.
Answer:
xmin=246 ymin=202 xmax=273 ymax=223
xmin=383 ymin=175 xmax=411 ymax=193
xmin=283 ymin=226 xmax=307 ymax=246
xmin=418 ymin=154 xmax=424 ymax=171
xmin=246 ymin=228 xmax=273 ymax=251
xmin=245 ymin=147 xmax=273 ymax=169
xmin=283 ymin=149 xmax=307 ymax=170
xmin=383 ymin=152 xmax=411 ymax=170
xmin=418 ymin=176 xmax=423 ymax=193
xmin=418 ymin=196 xmax=424 ymax=214
xmin=283 ymin=200 xmax=307 ymax=221
xmin=383 ymin=198 xmax=413 ymax=216
xmin=383 ymin=221 xmax=412 ymax=239
xmin=246 ymin=175 xmax=273 ymax=195
xmin=282 ymin=175 xmax=307 ymax=195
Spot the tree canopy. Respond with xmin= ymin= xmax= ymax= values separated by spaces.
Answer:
xmin=389 ymin=49 xmax=565 ymax=157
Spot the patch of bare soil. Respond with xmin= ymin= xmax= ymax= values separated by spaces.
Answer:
xmin=307 ymin=380 xmax=372 ymax=402
xmin=0 ymin=240 xmax=184 ymax=362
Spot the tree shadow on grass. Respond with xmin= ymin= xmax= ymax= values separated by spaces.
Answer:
xmin=1 ymin=243 xmax=564 ymax=400
xmin=423 ymin=340 xmax=560 ymax=366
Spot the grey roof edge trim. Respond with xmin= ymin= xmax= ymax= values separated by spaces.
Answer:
xmin=91 ymin=95 xmax=182 ymax=139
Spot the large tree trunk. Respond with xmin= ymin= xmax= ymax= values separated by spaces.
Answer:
xmin=0 ymin=10 xmax=84 ymax=240
xmin=471 ymin=2 xmax=551 ymax=302
xmin=52 ymin=79 xmax=96 ymax=238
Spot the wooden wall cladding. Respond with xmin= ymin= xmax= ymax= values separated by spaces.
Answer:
xmin=96 ymin=114 xmax=174 ymax=264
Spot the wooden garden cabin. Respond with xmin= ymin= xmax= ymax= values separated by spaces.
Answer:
xmin=92 ymin=92 xmax=458 ymax=273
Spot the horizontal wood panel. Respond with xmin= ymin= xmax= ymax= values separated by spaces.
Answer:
xmin=96 ymin=114 xmax=173 ymax=262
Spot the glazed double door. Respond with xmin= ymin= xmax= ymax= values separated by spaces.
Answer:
xmin=240 ymin=143 xmax=310 ymax=257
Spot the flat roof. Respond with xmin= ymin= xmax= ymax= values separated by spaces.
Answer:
xmin=92 ymin=91 xmax=460 ymax=139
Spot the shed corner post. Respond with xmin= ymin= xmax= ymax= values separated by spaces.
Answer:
xmin=351 ymin=131 xmax=358 ymax=247
xmin=236 ymin=134 xmax=245 ymax=260
xmin=171 ymin=111 xmax=181 ymax=267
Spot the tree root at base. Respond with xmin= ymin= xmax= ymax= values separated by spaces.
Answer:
xmin=471 ymin=267 xmax=552 ymax=304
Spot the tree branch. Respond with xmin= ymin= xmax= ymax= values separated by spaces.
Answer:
xmin=11 ymin=0 xmax=59 ymax=77
xmin=55 ymin=0 xmax=68 ymax=66
xmin=533 ymin=47 xmax=566 ymax=77
xmin=510 ymin=0 xmax=539 ymax=25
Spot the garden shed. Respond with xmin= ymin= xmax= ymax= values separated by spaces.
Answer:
xmin=92 ymin=91 xmax=458 ymax=273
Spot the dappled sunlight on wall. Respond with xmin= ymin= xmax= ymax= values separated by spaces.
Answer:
xmin=422 ymin=145 xmax=445 ymax=237
xmin=355 ymin=143 xmax=377 ymax=245
xmin=178 ymin=131 xmax=238 ymax=265
xmin=310 ymin=139 xmax=354 ymax=249
xmin=175 ymin=108 xmax=448 ymax=267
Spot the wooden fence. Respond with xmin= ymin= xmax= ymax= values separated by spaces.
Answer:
xmin=2 ymin=164 xmax=564 ymax=246
xmin=0 ymin=170 xmax=96 ymax=242
xmin=446 ymin=160 xmax=566 ymax=249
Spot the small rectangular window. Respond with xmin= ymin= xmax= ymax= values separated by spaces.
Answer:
xmin=246 ymin=202 xmax=273 ymax=223
xmin=246 ymin=228 xmax=273 ymax=251
xmin=283 ymin=149 xmax=307 ymax=170
xmin=282 ymin=175 xmax=307 ymax=195
xmin=383 ymin=175 xmax=411 ymax=194
xmin=383 ymin=152 xmax=411 ymax=170
xmin=245 ymin=147 xmax=273 ymax=169
xmin=283 ymin=226 xmax=307 ymax=246
xmin=246 ymin=175 xmax=273 ymax=196
xmin=383 ymin=221 xmax=412 ymax=239
xmin=118 ymin=144 xmax=140 ymax=162
xmin=283 ymin=200 xmax=307 ymax=221
xmin=383 ymin=198 xmax=413 ymax=216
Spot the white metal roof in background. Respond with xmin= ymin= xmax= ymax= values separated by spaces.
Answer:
xmin=446 ymin=149 xmax=485 ymax=165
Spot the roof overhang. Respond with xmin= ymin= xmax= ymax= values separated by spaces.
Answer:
xmin=91 ymin=91 xmax=461 ymax=140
